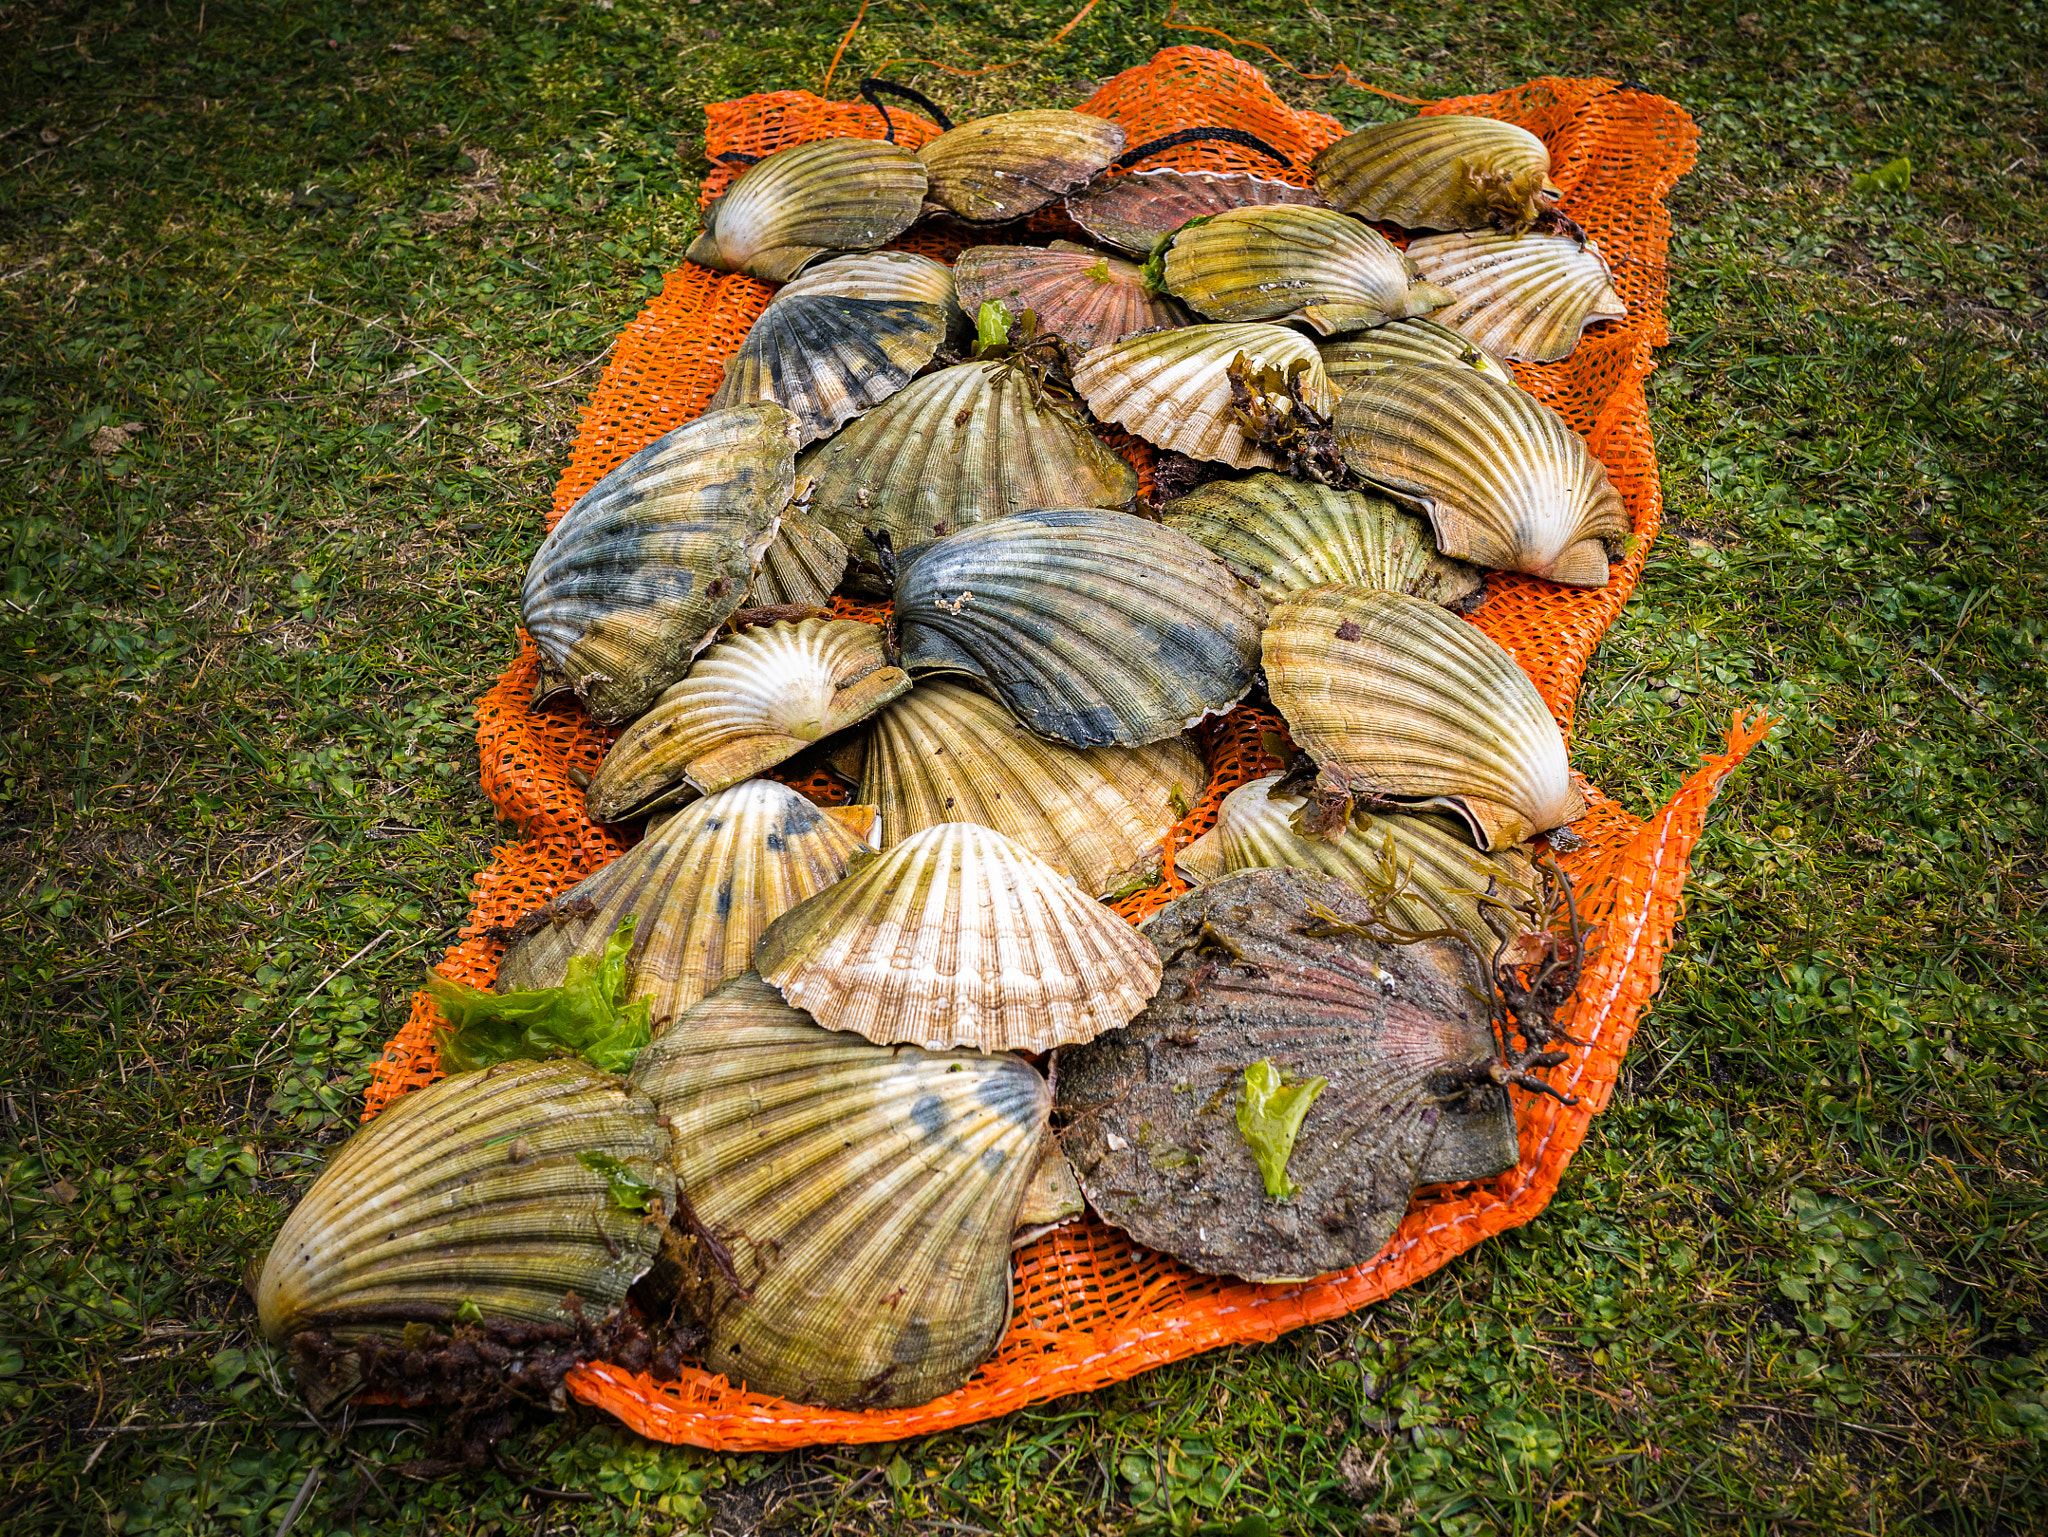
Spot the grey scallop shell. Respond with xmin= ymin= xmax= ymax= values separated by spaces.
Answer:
xmin=1065 ymin=168 xmax=1326 ymax=257
xmin=1405 ymin=230 xmax=1626 ymax=362
xmin=744 ymin=515 xmax=848 ymax=609
xmin=775 ymin=250 xmax=971 ymax=348
xmin=1161 ymin=204 xmax=1454 ymax=335
xmin=916 ymin=110 xmax=1126 ymax=223
xmin=686 ymin=138 xmax=927 ymax=282
xmin=707 ymin=293 xmax=951 ymax=446
xmin=1319 ymin=316 xmax=1514 ymax=388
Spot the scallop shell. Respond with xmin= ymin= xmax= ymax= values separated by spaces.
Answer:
xmin=1311 ymin=114 xmax=1560 ymax=233
xmin=893 ymin=508 xmax=1265 ymax=748
xmin=1070 ymin=322 xmax=1340 ymax=471
xmin=1014 ymin=1143 xmax=1086 ymax=1244
xmin=744 ymin=515 xmax=848 ymax=609
xmin=776 ymin=250 xmax=971 ymax=349
xmin=497 ymin=780 xmax=870 ymax=1031
xmin=686 ymin=138 xmax=927 ymax=282
xmin=521 ymin=403 xmax=797 ymax=723
xmin=916 ymin=110 xmax=1126 ymax=223
xmin=797 ymin=361 xmax=1139 ymax=555
xmin=755 ymin=821 xmax=1163 ymax=1052
xmin=1263 ymin=586 xmax=1586 ymax=850
xmin=1065 ymin=168 xmax=1326 ymax=257
xmin=1333 ymin=364 xmax=1629 ymax=587
xmin=1161 ymin=472 xmax=1483 ymax=608
xmin=632 ymin=972 xmax=1047 ymax=1409
xmin=1162 ymin=204 xmax=1455 ymax=335
xmin=1405 ymin=230 xmax=1626 ymax=362
xmin=1319 ymin=316 xmax=1514 ymax=387
xmin=952 ymin=241 xmax=1188 ymax=351
xmin=707 ymin=293 xmax=950 ymax=446
xmin=256 ymin=1060 xmax=674 ymax=1343
xmin=859 ymin=680 xmax=1204 ymax=898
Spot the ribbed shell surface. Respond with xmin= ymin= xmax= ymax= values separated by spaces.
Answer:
xmin=916 ymin=110 xmax=1126 ymax=222
xmin=520 ymin=403 xmax=796 ymax=723
xmin=584 ymin=619 xmax=910 ymax=821
xmin=1334 ymin=364 xmax=1628 ymax=588
xmin=1162 ymin=204 xmax=1454 ymax=335
xmin=688 ymin=138 xmax=927 ymax=282
xmin=1263 ymin=586 xmax=1586 ymax=849
xmin=631 ymin=972 xmax=1048 ymax=1409
xmin=255 ymin=1060 xmax=673 ymax=1342
xmin=1161 ymin=472 xmax=1483 ymax=608
xmin=796 ymin=361 xmax=1139 ymax=553
xmin=893 ymin=508 xmax=1265 ymax=748
xmin=775 ymin=250 xmax=970 ymax=348
xmin=754 ymin=822 xmax=1164 ymax=1052
xmin=952 ymin=241 xmax=1188 ymax=352
xmin=1406 ymin=231 xmax=1626 ymax=362
xmin=1066 ymin=168 xmax=1327 ymax=256
xmin=1311 ymin=114 xmax=1559 ymax=232
xmin=744 ymin=515 xmax=848 ymax=609
xmin=1319 ymin=316 xmax=1513 ymax=387
xmin=497 ymin=781 xmax=870 ymax=1031
xmin=858 ymin=680 xmax=1205 ymax=898
xmin=1070 ymin=322 xmax=1340 ymax=471
xmin=707 ymin=294 xmax=950 ymax=446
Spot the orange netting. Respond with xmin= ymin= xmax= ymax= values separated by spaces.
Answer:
xmin=360 ymin=47 xmax=1762 ymax=1450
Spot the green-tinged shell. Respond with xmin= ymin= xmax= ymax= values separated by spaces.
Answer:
xmin=744 ymin=515 xmax=848 ymax=608
xmin=1405 ymin=230 xmax=1626 ymax=363
xmin=1162 ymin=204 xmax=1454 ymax=335
xmin=521 ymin=404 xmax=798 ymax=723
xmin=953 ymin=241 xmax=1188 ymax=351
xmin=1065 ymin=168 xmax=1326 ymax=257
xmin=917 ymin=110 xmax=1126 ymax=223
xmin=797 ymin=361 xmax=1138 ymax=556
xmin=1070 ymin=323 xmax=1340 ymax=470
xmin=497 ymin=780 xmax=870 ymax=1032
xmin=1059 ymin=868 xmax=1498 ymax=1282
xmin=776 ymin=250 xmax=971 ymax=348
xmin=859 ymin=680 xmax=1204 ymax=898
xmin=1311 ymin=114 xmax=1560 ymax=233
xmin=707 ymin=294 xmax=950 ymax=446
xmin=756 ymin=821 xmax=1163 ymax=1052
xmin=1319 ymin=316 xmax=1514 ymax=387
xmin=1161 ymin=472 xmax=1483 ymax=608
xmin=1263 ymin=586 xmax=1586 ymax=850
xmin=687 ymin=138 xmax=926 ymax=282
xmin=894 ymin=508 xmax=1264 ymax=748
xmin=584 ymin=620 xmax=909 ymax=821
xmin=1333 ymin=364 xmax=1628 ymax=587
xmin=632 ymin=972 xmax=1047 ymax=1409
xmin=256 ymin=1059 xmax=673 ymax=1344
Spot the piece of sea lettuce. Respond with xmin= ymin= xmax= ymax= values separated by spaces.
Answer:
xmin=427 ymin=916 xmax=651 ymax=1075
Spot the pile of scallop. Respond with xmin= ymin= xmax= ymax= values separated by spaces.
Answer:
xmin=256 ymin=107 xmax=1629 ymax=1413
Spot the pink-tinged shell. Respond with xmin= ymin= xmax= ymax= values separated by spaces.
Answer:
xmin=952 ymin=241 xmax=1188 ymax=351
xmin=1066 ymin=168 xmax=1326 ymax=256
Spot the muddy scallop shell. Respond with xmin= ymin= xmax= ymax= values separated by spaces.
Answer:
xmin=744 ymin=514 xmax=848 ymax=609
xmin=1162 ymin=204 xmax=1454 ymax=336
xmin=952 ymin=240 xmax=1188 ymax=351
xmin=1311 ymin=114 xmax=1560 ymax=232
xmin=708 ymin=293 xmax=950 ymax=446
xmin=916 ymin=110 xmax=1126 ymax=223
xmin=1405 ymin=230 xmax=1626 ymax=363
xmin=686 ymin=138 xmax=927 ymax=282
xmin=1319 ymin=316 xmax=1514 ymax=387
xmin=1065 ymin=167 xmax=1326 ymax=256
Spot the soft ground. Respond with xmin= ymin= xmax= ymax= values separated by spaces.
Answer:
xmin=2 ymin=0 xmax=2044 ymax=1532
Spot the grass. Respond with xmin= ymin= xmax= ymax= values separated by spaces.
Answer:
xmin=1 ymin=0 xmax=2044 ymax=1531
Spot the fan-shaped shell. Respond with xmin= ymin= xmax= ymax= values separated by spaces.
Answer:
xmin=744 ymin=515 xmax=847 ymax=609
xmin=256 ymin=1060 xmax=673 ymax=1343
xmin=894 ymin=508 xmax=1264 ymax=748
xmin=1334 ymin=364 xmax=1628 ymax=587
xmin=859 ymin=680 xmax=1205 ymax=898
xmin=1162 ymin=204 xmax=1454 ymax=336
xmin=1405 ymin=230 xmax=1626 ymax=362
xmin=755 ymin=822 xmax=1163 ymax=1052
xmin=707 ymin=294 xmax=950 ymax=446
xmin=776 ymin=250 xmax=971 ymax=348
xmin=1070 ymin=322 xmax=1340 ymax=470
xmin=521 ymin=403 xmax=797 ymax=723
xmin=1066 ymin=168 xmax=1326 ymax=257
xmin=1312 ymin=114 xmax=1560 ymax=233
xmin=952 ymin=241 xmax=1188 ymax=351
xmin=1161 ymin=472 xmax=1483 ymax=608
xmin=686 ymin=138 xmax=927 ymax=282
xmin=585 ymin=620 xmax=910 ymax=821
xmin=498 ymin=781 xmax=871 ymax=1031
xmin=1319 ymin=316 xmax=1514 ymax=387
xmin=1263 ymin=586 xmax=1586 ymax=850
xmin=632 ymin=972 xmax=1048 ymax=1409
xmin=916 ymin=110 xmax=1126 ymax=222
xmin=797 ymin=362 xmax=1138 ymax=555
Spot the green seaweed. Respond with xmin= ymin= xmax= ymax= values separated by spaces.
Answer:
xmin=1235 ymin=1059 xmax=1329 ymax=1200
xmin=427 ymin=917 xmax=651 ymax=1075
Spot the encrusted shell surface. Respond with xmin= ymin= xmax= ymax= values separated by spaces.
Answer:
xmin=744 ymin=515 xmax=848 ymax=609
xmin=893 ymin=508 xmax=1264 ymax=748
xmin=585 ymin=620 xmax=910 ymax=821
xmin=1263 ymin=586 xmax=1587 ymax=850
xmin=1070 ymin=322 xmax=1340 ymax=470
xmin=1162 ymin=204 xmax=1454 ymax=335
xmin=755 ymin=821 xmax=1163 ymax=1052
xmin=632 ymin=972 xmax=1048 ymax=1409
xmin=1161 ymin=472 xmax=1483 ymax=608
xmin=859 ymin=680 xmax=1205 ymax=898
xmin=256 ymin=1060 xmax=674 ymax=1342
xmin=1333 ymin=364 xmax=1629 ymax=587
xmin=917 ymin=110 xmax=1126 ymax=222
xmin=686 ymin=138 xmax=927 ymax=282
xmin=497 ymin=780 xmax=870 ymax=1031
xmin=1406 ymin=230 xmax=1625 ymax=362
xmin=797 ymin=361 xmax=1138 ymax=555
xmin=1066 ymin=168 xmax=1326 ymax=257
xmin=952 ymin=241 xmax=1188 ymax=351
xmin=521 ymin=403 xmax=797 ymax=723
xmin=1319 ymin=316 xmax=1513 ymax=387
xmin=707 ymin=294 xmax=950 ymax=446
xmin=1311 ymin=114 xmax=1560 ymax=233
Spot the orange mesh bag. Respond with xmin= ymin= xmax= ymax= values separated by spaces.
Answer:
xmin=361 ymin=47 xmax=1767 ymax=1450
